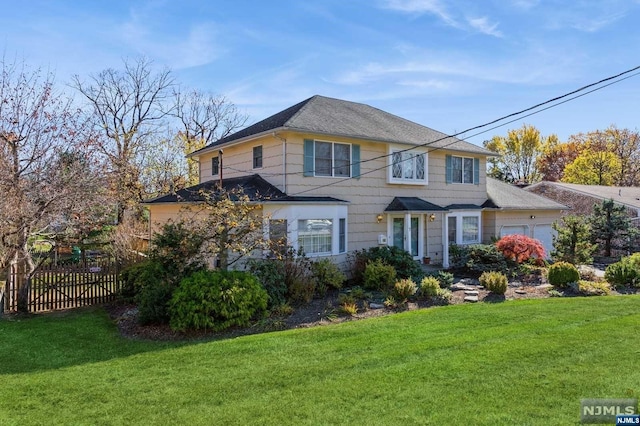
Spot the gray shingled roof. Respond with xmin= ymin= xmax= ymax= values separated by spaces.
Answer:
xmin=484 ymin=178 xmax=566 ymax=210
xmin=190 ymin=95 xmax=494 ymax=157
xmin=525 ymin=181 xmax=640 ymax=210
xmin=384 ymin=197 xmax=446 ymax=212
xmin=143 ymin=174 xmax=347 ymax=205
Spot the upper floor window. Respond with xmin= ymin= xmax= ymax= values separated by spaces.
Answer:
xmin=304 ymin=139 xmax=360 ymax=179
xmin=388 ymin=148 xmax=428 ymax=185
xmin=315 ymin=141 xmax=350 ymax=177
xmin=211 ymin=156 xmax=219 ymax=176
xmin=253 ymin=146 xmax=263 ymax=169
xmin=446 ymin=155 xmax=479 ymax=185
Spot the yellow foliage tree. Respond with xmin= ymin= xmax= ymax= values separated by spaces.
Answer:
xmin=562 ymin=151 xmax=621 ymax=185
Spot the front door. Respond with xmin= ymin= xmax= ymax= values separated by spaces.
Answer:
xmin=391 ymin=215 xmax=422 ymax=259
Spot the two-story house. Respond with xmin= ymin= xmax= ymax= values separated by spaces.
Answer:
xmin=145 ymin=95 xmax=565 ymax=267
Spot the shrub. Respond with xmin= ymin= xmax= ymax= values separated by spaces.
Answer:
xmin=310 ymin=258 xmax=346 ymax=297
xmin=270 ymin=303 xmax=294 ymax=317
xmin=418 ymin=276 xmax=441 ymax=298
xmin=571 ymin=280 xmax=611 ymax=296
xmin=605 ymin=253 xmax=640 ymax=287
xmin=547 ymin=262 xmax=580 ymax=288
xmin=432 ymin=288 xmax=453 ymax=305
xmin=349 ymin=246 xmax=423 ymax=285
xmin=247 ymin=259 xmax=287 ymax=308
xmin=138 ymin=279 xmax=176 ymax=325
xmin=552 ymin=215 xmax=597 ymax=264
xmin=119 ymin=259 xmax=161 ymax=301
xmin=340 ymin=302 xmax=358 ymax=316
xmin=338 ymin=293 xmax=357 ymax=305
xmin=392 ymin=278 xmax=417 ymax=301
xmin=169 ymin=270 xmax=268 ymax=332
xmin=449 ymin=244 xmax=510 ymax=275
xmin=479 ymin=271 xmax=508 ymax=295
xmin=363 ymin=259 xmax=397 ymax=291
xmin=283 ymin=248 xmax=315 ymax=305
xmin=349 ymin=286 xmax=368 ymax=300
xmin=435 ymin=271 xmax=454 ymax=288
xmin=496 ymin=234 xmax=546 ymax=265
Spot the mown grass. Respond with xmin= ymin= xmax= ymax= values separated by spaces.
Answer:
xmin=1 ymin=296 xmax=638 ymax=425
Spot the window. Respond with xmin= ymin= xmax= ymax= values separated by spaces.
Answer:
xmin=447 ymin=212 xmax=481 ymax=245
xmin=450 ymin=155 xmax=475 ymax=184
xmin=211 ymin=157 xmax=219 ymax=176
xmin=339 ymin=218 xmax=346 ymax=253
xmin=389 ymin=149 xmax=427 ymax=184
xmin=462 ymin=216 xmax=479 ymax=243
xmin=314 ymin=141 xmax=350 ymax=177
xmin=269 ymin=219 xmax=287 ymax=256
xmin=298 ymin=219 xmax=333 ymax=254
xmin=252 ymin=146 xmax=263 ymax=169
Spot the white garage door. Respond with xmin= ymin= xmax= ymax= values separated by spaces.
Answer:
xmin=533 ymin=224 xmax=555 ymax=259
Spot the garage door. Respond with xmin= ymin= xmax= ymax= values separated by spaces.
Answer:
xmin=533 ymin=224 xmax=555 ymax=258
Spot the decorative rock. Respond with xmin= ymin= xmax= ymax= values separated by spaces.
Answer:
xmin=515 ymin=289 xmax=527 ymax=295
xmin=535 ymin=283 xmax=553 ymax=289
xmin=451 ymin=283 xmax=477 ymax=291
xmin=369 ymin=303 xmax=385 ymax=309
xmin=464 ymin=290 xmax=479 ymax=296
xmin=464 ymin=295 xmax=479 ymax=302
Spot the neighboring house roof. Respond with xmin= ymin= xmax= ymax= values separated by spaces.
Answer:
xmin=484 ymin=178 xmax=567 ymax=210
xmin=190 ymin=95 xmax=495 ymax=157
xmin=446 ymin=203 xmax=484 ymax=210
xmin=143 ymin=174 xmax=347 ymax=205
xmin=525 ymin=181 xmax=640 ymax=210
xmin=384 ymin=197 xmax=447 ymax=212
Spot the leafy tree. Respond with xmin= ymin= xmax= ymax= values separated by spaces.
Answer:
xmin=495 ymin=234 xmax=546 ymax=265
xmin=484 ymin=124 xmax=554 ymax=184
xmin=0 ymin=59 xmax=109 ymax=310
xmin=562 ymin=150 xmax=621 ymax=185
xmin=589 ymin=199 xmax=638 ymax=257
xmin=537 ymin=139 xmax=582 ymax=182
xmin=551 ymin=215 xmax=596 ymax=264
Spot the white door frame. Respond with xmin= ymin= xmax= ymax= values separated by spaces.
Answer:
xmin=387 ymin=213 xmax=424 ymax=260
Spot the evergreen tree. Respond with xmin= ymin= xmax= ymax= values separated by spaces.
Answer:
xmin=551 ymin=215 xmax=596 ymax=264
xmin=589 ymin=199 xmax=638 ymax=257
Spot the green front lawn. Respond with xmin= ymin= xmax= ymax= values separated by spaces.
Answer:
xmin=1 ymin=297 xmax=638 ymax=425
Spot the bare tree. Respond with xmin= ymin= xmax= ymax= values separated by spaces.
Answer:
xmin=173 ymin=90 xmax=247 ymax=185
xmin=0 ymin=59 xmax=109 ymax=309
xmin=72 ymin=57 xmax=174 ymax=223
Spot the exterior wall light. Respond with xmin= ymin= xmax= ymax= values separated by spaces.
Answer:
xmin=377 ymin=214 xmax=384 ymax=223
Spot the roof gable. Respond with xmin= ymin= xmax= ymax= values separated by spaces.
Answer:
xmin=191 ymin=95 xmax=494 ymax=156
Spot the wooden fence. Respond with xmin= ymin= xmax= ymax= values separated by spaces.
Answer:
xmin=3 ymin=257 xmax=125 ymax=313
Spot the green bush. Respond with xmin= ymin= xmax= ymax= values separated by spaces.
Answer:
xmin=310 ymin=258 xmax=346 ymax=297
xmin=604 ymin=253 xmax=640 ymax=287
xmin=363 ymin=259 xmax=397 ymax=291
xmin=247 ymin=259 xmax=287 ymax=308
xmin=138 ymin=279 xmax=176 ymax=325
xmin=349 ymin=246 xmax=423 ymax=285
xmin=392 ymin=278 xmax=417 ymax=301
xmin=547 ymin=262 xmax=580 ymax=288
xmin=572 ymin=280 xmax=611 ymax=296
xmin=418 ymin=276 xmax=441 ymax=298
xmin=449 ymin=244 xmax=510 ymax=275
xmin=479 ymin=271 xmax=508 ymax=295
xmin=169 ymin=270 xmax=268 ymax=332
xmin=435 ymin=271 xmax=454 ymax=288
xmin=119 ymin=259 xmax=159 ymax=301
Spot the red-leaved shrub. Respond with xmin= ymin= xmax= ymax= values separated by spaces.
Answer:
xmin=496 ymin=234 xmax=546 ymax=265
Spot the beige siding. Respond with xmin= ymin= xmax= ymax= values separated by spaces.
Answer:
xmin=483 ymin=210 xmax=561 ymax=242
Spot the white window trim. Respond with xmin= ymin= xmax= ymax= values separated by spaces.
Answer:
xmin=499 ymin=224 xmax=531 ymax=238
xmin=314 ymin=140 xmax=352 ymax=178
xmin=446 ymin=211 xmax=482 ymax=245
xmin=386 ymin=213 xmax=425 ymax=260
xmin=263 ymin=204 xmax=348 ymax=257
xmin=387 ymin=145 xmax=428 ymax=185
xmin=451 ymin=155 xmax=475 ymax=184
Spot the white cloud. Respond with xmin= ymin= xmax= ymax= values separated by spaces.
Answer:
xmin=570 ymin=12 xmax=626 ymax=32
xmin=467 ymin=16 xmax=503 ymax=37
xmin=380 ymin=0 xmax=460 ymax=28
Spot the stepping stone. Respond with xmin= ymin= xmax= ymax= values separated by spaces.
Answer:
xmin=535 ymin=283 xmax=553 ymax=289
xmin=464 ymin=290 xmax=479 ymax=296
xmin=515 ymin=289 xmax=527 ymax=295
xmin=451 ymin=284 xmax=477 ymax=291
xmin=369 ymin=303 xmax=385 ymax=309
xmin=464 ymin=295 xmax=479 ymax=302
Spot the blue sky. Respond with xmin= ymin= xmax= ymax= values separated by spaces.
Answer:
xmin=2 ymin=0 xmax=639 ymax=145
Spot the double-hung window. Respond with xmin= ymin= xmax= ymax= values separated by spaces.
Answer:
xmin=253 ymin=146 xmax=263 ymax=169
xmin=314 ymin=141 xmax=350 ymax=177
xmin=298 ymin=219 xmax=333 ymax=254
xmin=447 ymin=212 xmax=481 ymax=245
xmin=447 ymin=155 xmax=479 ymax=184
xmin=211 ymin=157 xmax=219 ymax=176
xmin=388 ymin=148 xmax=427 ymax=184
